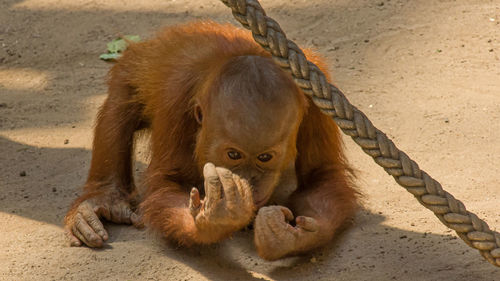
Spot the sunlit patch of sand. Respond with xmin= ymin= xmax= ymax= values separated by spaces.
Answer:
xmin=0 ymin=68 xmax=50 ymax=91
xmin=12 ymin=0 xmax=192 ymax=12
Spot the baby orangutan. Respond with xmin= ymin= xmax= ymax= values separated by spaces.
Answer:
xmin=64 ymin=21 xmax=358 ymax=260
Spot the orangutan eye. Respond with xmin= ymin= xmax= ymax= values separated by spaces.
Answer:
xmin=227 ymin=150 xmax=242 ymax=160
xmin=257 ymin=153 xmax=272 ymax=162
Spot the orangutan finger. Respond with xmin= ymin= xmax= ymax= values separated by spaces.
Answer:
xmin=233 ymin=174 xmax=253 ymax=204
xmin=94 ymin=205 xmax=111 ymax=222
xmin=189 ymin=187 xmax=201 ymax=217
xmin=73 ymin=213 xmax=103 ymax=247
xmin=203 ymin=163 xmax=222 ymax=210
xmin=296 ymin=216 xmax=319 ymax=232
xmin=131 ymin=212 xmax=144 ymax=228
xmin=216 ymin=167 xmax=238 ymax=205
xmin=279 ymin=206 xmax=294 ymax=222
xmin=65 ymin=226 xmax=82 ymax=247
xmin=81 ymin=207 xmax=108 ymax=240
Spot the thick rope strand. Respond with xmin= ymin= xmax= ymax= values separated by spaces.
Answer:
xmin=220 ymin=0 xmax=500 ymax=267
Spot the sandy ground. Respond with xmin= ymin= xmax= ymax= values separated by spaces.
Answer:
xmin=1 ymin=0 xmax=499 ymax=280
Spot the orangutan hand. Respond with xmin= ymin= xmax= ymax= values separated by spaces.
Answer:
xmin=65 ymin=191 xmax=141 ymax=247
xmin=254 ymin=205 xmax=319 ymax=260
xmin=189 ymin=163 xmax=255 ymax=235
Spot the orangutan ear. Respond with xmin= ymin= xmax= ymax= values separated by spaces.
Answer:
xmin=194 ymin=104 xmax=203 ymax=124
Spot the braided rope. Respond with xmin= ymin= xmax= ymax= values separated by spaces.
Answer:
xmin=220 ymin=0 xmax=500 ymax=267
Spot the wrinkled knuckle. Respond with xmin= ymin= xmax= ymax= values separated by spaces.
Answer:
xmin=87 ymin=232 xmax=97 ymax=241
xmin=239 ymin=177 xmax=249 ymax=186
xmin=87 ymin=216 xmax=96 ymax=225
xmin=207 ymin=177 xmax=221 ymax=186
xmin=256 ymin=208 xmax=267 ymax=217
xmin=258 ymin=206 xmax=274 ymax=215
xmin=76 ymin=203 xmax=89 ymax=212
xmin=124 ymin=207 xmax=133 ymax=215
xmin=117 ymin=201 xmax=129 ymax=209
xmin=74 ymin=214 xmax=84 ymax=224
xmin=111 ymin=209 xmax=121 ymax=220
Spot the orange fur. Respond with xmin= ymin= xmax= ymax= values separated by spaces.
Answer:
xmin=65 ymin=20 xmax=358 ymax=257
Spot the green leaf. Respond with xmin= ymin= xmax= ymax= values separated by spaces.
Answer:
xmin=100 ymin=35 xmax=141 ymax=61
xmin=99 ymin=53 xmax=122 ymax=61
xmin=106 ymin=35 xmax=141 ymax=53
xmin=123 ymin=35 xmax=141 ymax=43
xmin=106 ymin=38 xmax=128 ymax=53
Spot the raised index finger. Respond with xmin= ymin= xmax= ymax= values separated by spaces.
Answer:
xmin=203 ymin=163 xmax=222 ymax=209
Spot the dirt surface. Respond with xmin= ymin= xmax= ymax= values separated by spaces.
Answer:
xmin=1 ymin=0 xmax=499 ymax=280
